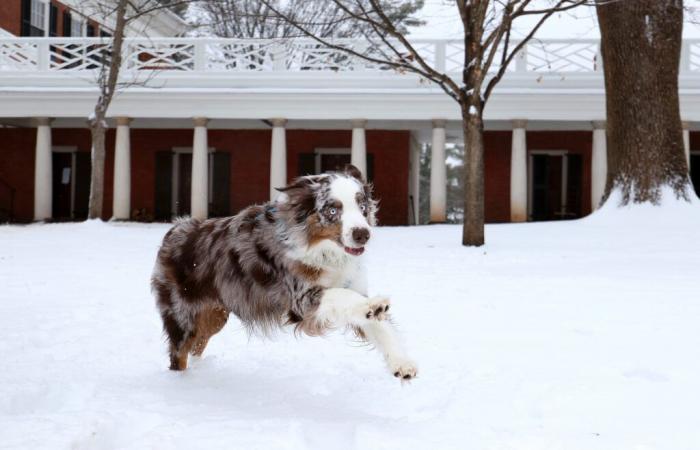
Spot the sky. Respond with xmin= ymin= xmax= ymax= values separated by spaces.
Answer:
xmin=410 ymin=0 xmax=700 ymax=39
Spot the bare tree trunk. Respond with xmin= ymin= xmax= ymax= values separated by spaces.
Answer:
xmin=87 ymin=0 xmax=128 ymax=220
xmin=597 ymin=0 xmax=690 ymax=204
xmin=462 ymin=107 xmax=485 ymax=246
xmin=88 ymin=124 xmax=107 ymax=219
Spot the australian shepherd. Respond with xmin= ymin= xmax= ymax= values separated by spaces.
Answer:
xmin=152 ymin=165 xmax=418 ymax=381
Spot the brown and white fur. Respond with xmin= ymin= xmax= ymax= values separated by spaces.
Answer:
xmin=152 ymin=165 xmax=417 ymax=381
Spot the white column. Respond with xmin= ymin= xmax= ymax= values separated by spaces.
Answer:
xmin=350 ymin=119 xmax=367 ymax=177
xmin=682 ymin=121 xmax=690 ymax=170
xmin=410 ymin=136 xmax=421 ymax=225
xmin=34 ymin=117 xmax=53 ymax=221
xmin=510 ymin=119 xmax=528 ymax=222
xmin=591 ymin=121 xmax=607 ymax=210
xmin=191 ymin=117 xmax=209 ymax=220
xmin=270 ymin=118 xmax=287 ymax=200
xmin=112 ymin=117 xmax=131 ymax=220
xmin=430 ymin=119 xmax=447 ymax=223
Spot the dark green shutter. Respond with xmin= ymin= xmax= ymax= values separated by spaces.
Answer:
xmin=20 ymin=0 xmax=32 ymax=36
xmin=74 ymin=152 xmax=91 ymax=219
xmin=210 ymin=152 xmax=231 ymax=217
xmin=86 ymin=24 xmax=95 ymax=37
xmin=298 ymin=153 xmax=315 ymax=176
xmin=63 ymin=11 xmax=71 ymax=36
xmin=154 ymin=152 xmax=173 ymax=221
xmin=367 ymin=153 xmax=375 ymax=183
xmin=49 ymin=4 xmax=58 ymax=36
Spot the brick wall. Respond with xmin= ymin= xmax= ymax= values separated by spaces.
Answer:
xmin=117 ymin=128 xmax=410 ymax=225
xmin=1 ymin=126 xmax=605 ymax=225
xmin=0 ymin=0 xmax=22 ymax=35
xmin=0 ymin=0 xmax=102 ymax=37
xmin=482 ymin=130 xmax=593 ymax=222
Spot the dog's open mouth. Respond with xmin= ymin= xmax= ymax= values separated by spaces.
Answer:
xmin=344 ymin=246 xmax=365 ymax=256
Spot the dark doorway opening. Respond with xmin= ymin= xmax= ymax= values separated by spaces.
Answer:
xmin=177 ymin=153 xmax=192 ymax=216
xmin=51 ymin=152 xmax=90 ymax=220
xmin=691 ymin=153 xmax=700 ymax=197
xmin=529 ymin=153 xmax=583 ymax=221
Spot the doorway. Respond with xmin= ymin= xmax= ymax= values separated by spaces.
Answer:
xmin=528 ymin=151 xmax=583 ymax=221
xmin=51 ymin=149 xmax=90 ymax=220
xmin=153 ymin=149 xmax=230 ymax=221
xmin=691 ymin=152 xmax=700 ymax=197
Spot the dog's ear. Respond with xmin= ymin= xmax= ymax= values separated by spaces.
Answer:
xmin=276 ymin=175 xmax=326 ymax=222
xmin=343 ymin=164 xmax=364 ymax=182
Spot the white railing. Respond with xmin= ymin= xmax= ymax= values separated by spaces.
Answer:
xmin=0 ymin=37 xmax=698 ymax=75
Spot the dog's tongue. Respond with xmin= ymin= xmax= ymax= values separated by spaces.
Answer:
xmin=344 ymin=246 xmax=365 ymax=256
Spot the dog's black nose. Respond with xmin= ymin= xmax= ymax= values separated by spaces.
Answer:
xmin=352 ymin=227 xmax=370 ymax=245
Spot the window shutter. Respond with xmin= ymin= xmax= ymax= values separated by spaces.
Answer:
xmin=210 ymin=152 xmax=231 ymax=217
xmin=367 ymin=153 xmax=375 ymax=183
xmin=74 ymin=152 xmax=91 ymax=219
xmin=298 ymin=153 xmax=316 ymax=176
xmin=86 ymin=23 xmax=95 ymax=37
xmin=49 ymin=4 xmax=58 ymax=36
xmin=62 ymin=11 xmax=71 ymax=36
xmin=20 ymin=0 xmax=32 ymax=36
xmin=154 ymin=152 xmax=173 ymax=221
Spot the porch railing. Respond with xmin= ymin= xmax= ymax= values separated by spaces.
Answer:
xmin=1 ymin=37 xmax=699 ymax=76
xmin=0 ymin=37 xmax=604 ymax=75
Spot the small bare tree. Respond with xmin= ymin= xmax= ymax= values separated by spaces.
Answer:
xmin=82 ymin=0 xmax=192 ymax=220
xmin=259 ymin=0 xmax=590 ymax=246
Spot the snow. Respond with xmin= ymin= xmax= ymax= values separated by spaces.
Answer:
xmin=2 ymin=196 xmax=700 ymax=449
xmin=410 ymin=0 xmax=700 ymax=39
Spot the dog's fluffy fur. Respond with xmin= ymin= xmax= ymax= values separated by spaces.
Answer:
xmin=152 ymin=165 xmax=417 ymax=380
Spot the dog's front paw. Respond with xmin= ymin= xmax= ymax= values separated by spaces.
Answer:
xmin=365 ymin=296 xmax=391 ymax=321
xmin=389 ymin=356 xmax=418 ymax=381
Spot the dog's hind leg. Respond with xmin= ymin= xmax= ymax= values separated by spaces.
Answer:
xmin=160 ymin=309 xmax=195 ymax=371
xmin=154 ymin=281 xmax=193 ymax=371
xmin=190 ymin=305 xmax=229 ymax=357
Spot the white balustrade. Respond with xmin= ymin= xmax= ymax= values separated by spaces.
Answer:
xmin=1 ymin=37 xmax=699 ymax=76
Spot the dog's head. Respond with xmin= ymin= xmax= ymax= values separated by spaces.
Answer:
xmin=277 ymin=164 xmax=378 ymax=256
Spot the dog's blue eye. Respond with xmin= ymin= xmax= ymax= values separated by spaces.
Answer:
xmin=360 ymin=204 xmax=366 ymax=212
xmin=329 ymin=208 xmax=337 ymax=215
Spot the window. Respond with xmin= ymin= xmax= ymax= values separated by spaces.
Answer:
xmin=71 ymin=16 xmax=83 ymax=37
xmin=30 ymin=0 xmax=45 ymax=32
xmin=21 ymin=0 xmax=46 ymax=36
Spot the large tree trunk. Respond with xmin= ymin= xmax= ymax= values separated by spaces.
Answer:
xmin=596 ymin=0 xmax=690 ymax=204
xmin=462 ymin=106 xmax=485 ymax=246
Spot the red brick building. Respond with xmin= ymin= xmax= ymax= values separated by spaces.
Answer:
xmin=1 ymin=4 xmax=698 ymax=225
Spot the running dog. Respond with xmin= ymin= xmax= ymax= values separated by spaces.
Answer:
xmin=151 ymin=165 xmax=417 ymax=381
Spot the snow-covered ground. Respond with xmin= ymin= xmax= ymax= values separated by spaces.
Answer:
xmin=1 ymin=197 xmax=700 ymax=450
